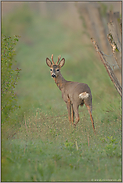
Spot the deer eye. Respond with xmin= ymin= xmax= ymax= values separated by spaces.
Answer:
xmin=56 ymin=69 xmax=59 ymax=72
xmin=50 ymin=68 xmax=52 ymax=71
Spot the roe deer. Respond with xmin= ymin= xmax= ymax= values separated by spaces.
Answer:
xmin=46 ymin=54 xmax=96 ymax=134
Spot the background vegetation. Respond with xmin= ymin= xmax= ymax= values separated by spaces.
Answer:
xmin=1 ymin=35 xmax=21 ymax=123
xmin=2 ymin=2 xmax=121 ymax=181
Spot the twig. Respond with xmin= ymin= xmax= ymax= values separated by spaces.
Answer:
xmin=75 ymin=140 xmax=78 ymax=150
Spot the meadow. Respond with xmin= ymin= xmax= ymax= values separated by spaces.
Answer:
xmin=2 ymin=3 xmax=121 ymax=181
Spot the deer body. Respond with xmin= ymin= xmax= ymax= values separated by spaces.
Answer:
xmin=46 ymin=54 xmax=95 ymax=133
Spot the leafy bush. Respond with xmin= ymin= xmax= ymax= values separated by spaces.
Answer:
xmin=1 ymin=35 xmax=21 ymax=123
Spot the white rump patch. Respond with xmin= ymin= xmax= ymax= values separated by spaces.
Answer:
xmin=79 ymin=92 xmax=89 ymax=99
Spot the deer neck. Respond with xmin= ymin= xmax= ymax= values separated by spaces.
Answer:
xmin=53 ymin=72 xmax=67 ymax=91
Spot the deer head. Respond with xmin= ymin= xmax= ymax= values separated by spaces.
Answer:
xmin=46 ymin=54 xmax=65 ymax=78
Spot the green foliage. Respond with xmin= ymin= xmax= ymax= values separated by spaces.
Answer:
xmin=100 ymin=136 xmax=121 ymax=158
xmin=64 ymin=140 xmax=74 ymax=150
xmin=1 ymin=35 xmax=21 ymax=123
xmin=105 ymin=136 xmax=121 ymax=158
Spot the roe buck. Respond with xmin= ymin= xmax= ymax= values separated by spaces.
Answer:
xmin=46 ymin=54 xmax=96 ymax=134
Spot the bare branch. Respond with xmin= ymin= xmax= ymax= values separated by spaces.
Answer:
xmin=91 ymin=38 xmax=122 ymax=97
xmin=107 ymin=33 xmax=121 ymax=70
xmin=108 ymin=22 xmax=121 ymax=52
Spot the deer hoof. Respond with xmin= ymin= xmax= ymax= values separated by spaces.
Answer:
xmin=74 ymin=124 xmax=76 ymax=128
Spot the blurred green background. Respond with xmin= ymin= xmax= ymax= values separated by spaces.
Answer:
xmin=2 ymin=2 xmax=121 ymax=181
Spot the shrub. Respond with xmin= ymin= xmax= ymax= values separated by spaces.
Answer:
xmin=1 ymin=35 xmax=21 ymax=123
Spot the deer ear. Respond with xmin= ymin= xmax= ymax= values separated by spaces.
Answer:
xmin=46 ymin=58 xmax=52 ymax=67
xmin=59 ymin=58 xmax=65 ymax=68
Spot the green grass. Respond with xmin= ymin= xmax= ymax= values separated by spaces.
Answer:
xmin=2 ymin=109 xmax=121 ymax=181
xmin=2 ymin=4 xmax=121 ymax=182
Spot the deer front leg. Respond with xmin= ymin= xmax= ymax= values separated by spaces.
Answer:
xmin=66 ymin=99 xmax=71 ymax=124
xmin=73 ymin=105 xmax=80 ymax=127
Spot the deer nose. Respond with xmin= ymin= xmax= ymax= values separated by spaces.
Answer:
xmin=52 ymin=74 xmax=56 ymax=78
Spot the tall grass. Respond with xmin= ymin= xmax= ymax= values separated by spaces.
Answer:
xmin=2 ymin=3 xmax=121 ymax=181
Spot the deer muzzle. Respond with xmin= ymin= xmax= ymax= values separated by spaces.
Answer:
xmin=52 ymin=74 xmax=56 ymax=78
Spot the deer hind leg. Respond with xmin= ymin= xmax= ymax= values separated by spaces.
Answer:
xmin=85 ymin=102 xmax=96 ymax=134
xmin=66 ymin=99 xmax=71 ymax=124
xmin=73 ymin=105 xmax=80 ymax=127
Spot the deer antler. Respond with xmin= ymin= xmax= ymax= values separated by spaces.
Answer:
xmin=56 ymin=55 xmax=61 ymax=65
xmin=51 ymin=54 xmax=55 ymax=65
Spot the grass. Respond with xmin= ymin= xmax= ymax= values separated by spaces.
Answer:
xmin=2 ymin=108 xmax=121 ymax=181
xmin=2 ymin=3 xmax=121 ymax=182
